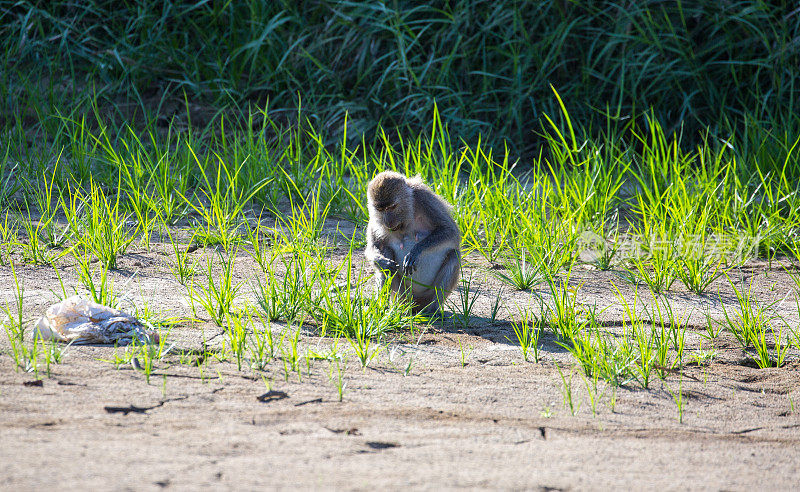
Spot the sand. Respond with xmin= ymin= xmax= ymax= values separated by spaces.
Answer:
xmin=1 ymin=242 xmax=799 ymax=490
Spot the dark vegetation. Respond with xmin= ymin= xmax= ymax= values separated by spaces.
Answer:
xmin=2 ymin=1 xmax=799 ymax=156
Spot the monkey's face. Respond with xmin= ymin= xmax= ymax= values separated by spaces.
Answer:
xmin=369 ymin=196 xmax=409 ymax=231
xmin=378 ymin=201 xmax=408 ymax=231
xmin=368 ymin=172 xmax=413 ymax=232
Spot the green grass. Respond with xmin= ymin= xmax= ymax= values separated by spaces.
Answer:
xmin=720 ymin=276 xmax=791 ymax=368
xmin=2 ymin=1 xmax=800 ymax=407
xmin=449 ymin=269 xmax=480 ymax=330
xmin=75 ymin=251 xmax=117 ymax=308
xmin=189 ymin=247 xmax=243 ymax=326
xmin=312 ymin=250 xmax=424 ymax=340
xmin=508 ymin=305 xmax=542 ymax=363
xmin=1 ymin=82 xmax=798 ymax=278
xmin=2 ymin=262 xmax=36 ymax=374
xmin=1 ymin=97 xmax=798 ymax=390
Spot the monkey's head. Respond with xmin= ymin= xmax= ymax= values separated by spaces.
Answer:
xmin=367 ymin=171 xmax=414 ymax=232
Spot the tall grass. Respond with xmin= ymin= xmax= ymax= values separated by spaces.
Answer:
xmin=0 ymin=96 xmax=797 ymax=276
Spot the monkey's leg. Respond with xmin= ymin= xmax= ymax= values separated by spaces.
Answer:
xmin=413 ymin=249 xmax=461 ymax=313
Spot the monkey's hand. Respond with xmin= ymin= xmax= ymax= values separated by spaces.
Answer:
xmin=375 ymin=258 xmax=400 ymax=273
xmin=402 ymin=251 xmax=419 ymax=276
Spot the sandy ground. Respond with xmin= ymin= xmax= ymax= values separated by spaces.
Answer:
xmin=1 ymin=238 xmax=800 ymax=490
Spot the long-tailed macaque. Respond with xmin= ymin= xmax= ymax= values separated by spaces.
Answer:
xmin=365 ymin=171 xmax=461 ymax=313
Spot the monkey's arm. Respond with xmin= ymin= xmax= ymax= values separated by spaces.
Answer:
xmin=401 ymin=226 xmax=459 ymax=274
xmin=402 ymin=190 xmax=461 ymax=275
xmin=366 ymin=226 xmax=400 ymax=273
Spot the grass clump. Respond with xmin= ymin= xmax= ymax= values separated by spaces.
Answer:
xmin=189 ymin=248 xmax=243 ymax=326
xmin=508 ymin=305 xmax=542 ymax=363
xmin=720 ymin=277 xmax=791 ymax=368
xmin=311 ymin=257 xmax=424 ymax=341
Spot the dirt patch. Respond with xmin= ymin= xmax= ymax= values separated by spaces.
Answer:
xmin=1 ymin=243 xmax=800 ymax=489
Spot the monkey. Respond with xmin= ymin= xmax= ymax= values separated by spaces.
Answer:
xmin=365 ymin=170 xmax=461 ymax=313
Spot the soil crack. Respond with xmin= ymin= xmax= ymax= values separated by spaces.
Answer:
xmin=104 ymin=396 xmax=188 ymax=415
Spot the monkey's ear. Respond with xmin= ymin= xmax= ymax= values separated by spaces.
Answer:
xmin=407 ymin=174 xmax=424 ymax=185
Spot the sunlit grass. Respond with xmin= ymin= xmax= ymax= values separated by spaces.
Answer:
xmin=0 ymin=79 xmax=798 ymax=393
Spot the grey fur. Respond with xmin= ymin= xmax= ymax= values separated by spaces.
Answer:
xmin=365 ymin=171 xmax=461 ymax=313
